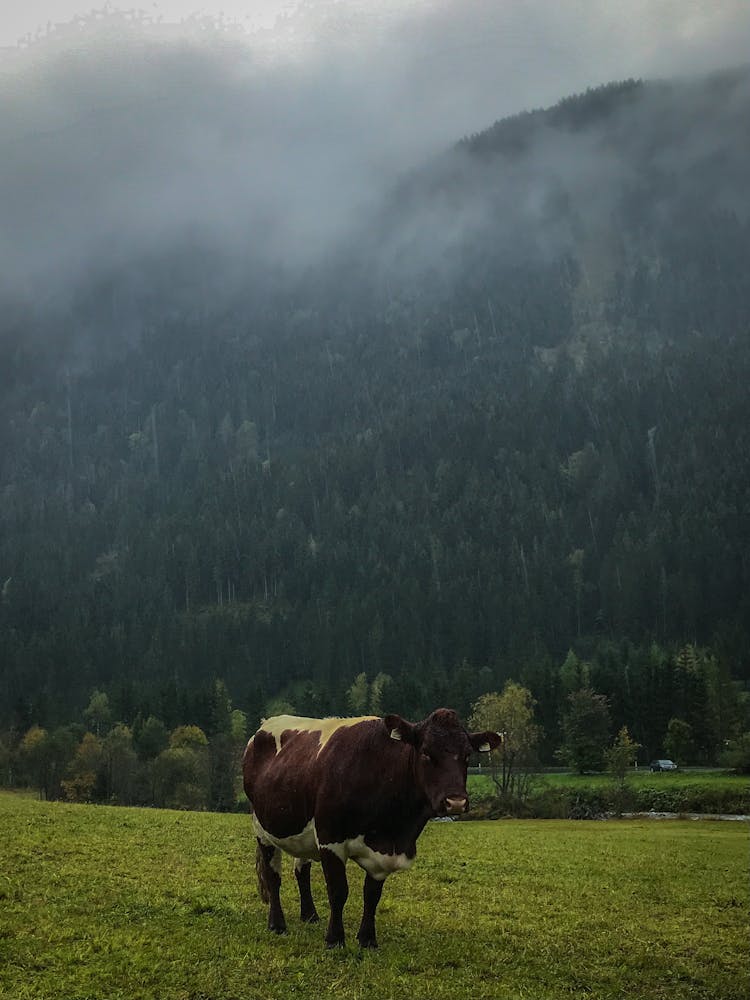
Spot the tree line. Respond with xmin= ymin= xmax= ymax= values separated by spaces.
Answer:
xmin=2 ymin=681 xmax=247 ymax=810
xmin=3 ymin=639 xmax=748 ymax=809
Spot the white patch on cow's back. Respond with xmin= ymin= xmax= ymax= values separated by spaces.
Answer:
xmin=319 ymin=835 xmax=414 ymax=882
xmin=258 ymin=714 xmax=379 ymax=755
xmin=253 ymin=814 xmax=321 ymax=862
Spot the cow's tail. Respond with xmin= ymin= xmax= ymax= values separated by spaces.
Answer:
xmin=255 ymin=843 xmax=271 ymax=904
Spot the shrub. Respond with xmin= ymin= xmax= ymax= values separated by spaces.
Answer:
xmin=633 ymin=784 xmax=750 ymax=815
xmin=527 ymin=786 xmax=574 ymax=819
xmin=721 ymin=733 xmax=750 ymax=775
xmin=466 ymin=778 xmax=750 ymax=820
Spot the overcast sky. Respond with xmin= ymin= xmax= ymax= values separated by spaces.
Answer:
xmin=4 ymin=3 xmax=750 ymax=110
xmin=3 ymin=2 xmax=750 ymax=154
xmin=2 ymin=1 xmax=749 ymax=327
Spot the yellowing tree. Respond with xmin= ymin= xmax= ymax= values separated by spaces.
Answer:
xmin=62 ymin=733 xmax=105 ymax=802
xmin=469 ymin=682 xmax=541 ymax=802
xmin=19 ymin=725 xmax=50 ymax=799
xmin=154 ymin=725 xmax=210 ymax=809
xmin=606 ymin=726 xmax=641 ymax=785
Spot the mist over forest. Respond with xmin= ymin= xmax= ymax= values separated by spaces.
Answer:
xmin=1 ymin=14 xmax=749 ymax=773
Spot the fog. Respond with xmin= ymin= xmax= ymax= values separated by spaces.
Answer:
xmin=1 ymin=1 xmax=750 ymax=338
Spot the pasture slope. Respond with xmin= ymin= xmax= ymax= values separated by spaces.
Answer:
xmin=0 ymin=791 xmax=747 ymax=1000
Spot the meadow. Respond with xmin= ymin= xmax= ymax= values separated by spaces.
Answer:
xmin=0 ymin=791 xmax=747 ymax=1000
xmin=467 ymin=769 xmax=750 ymax=817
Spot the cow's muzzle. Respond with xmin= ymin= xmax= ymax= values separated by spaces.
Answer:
xmin=443 ymin=796 xmax=468 ymax=816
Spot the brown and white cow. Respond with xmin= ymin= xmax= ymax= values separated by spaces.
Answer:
xmin=243 ymin=708 xmax=502 ymax=948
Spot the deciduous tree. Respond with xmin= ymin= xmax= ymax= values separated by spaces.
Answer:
xmin=469 ymin=683 xmax=541 ymax=803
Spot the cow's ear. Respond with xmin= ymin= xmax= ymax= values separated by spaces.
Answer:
xmin=468 ymin=730 xmax=503 ymax=753
xmin=384 ymin=714 xmax=420 ymax=746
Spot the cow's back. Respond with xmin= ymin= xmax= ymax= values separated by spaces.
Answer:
xmin=243 ymin=715 xmax=381 ymax=841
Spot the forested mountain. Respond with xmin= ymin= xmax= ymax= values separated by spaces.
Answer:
xmin=2 ymin=60 xmax=749 ymax=766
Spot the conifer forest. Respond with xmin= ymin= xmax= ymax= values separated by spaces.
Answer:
xmin=2 ymin=48 xmax=750 ymax=795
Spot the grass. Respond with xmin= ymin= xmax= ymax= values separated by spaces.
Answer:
xmin=543 ymin=769 xmax=745 ymax=789
xmin=1 ymin=790 xmax=748 ymax=1000
xmin=469 ymin=768 xmax=748 ymax=793
xmin=468 ymin=769 xmax=750 ymax=814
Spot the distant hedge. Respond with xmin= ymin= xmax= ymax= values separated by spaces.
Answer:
xmin=467 ymin=780 xmax=750 ymax=819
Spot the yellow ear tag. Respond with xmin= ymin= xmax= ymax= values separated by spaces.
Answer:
xmin=389 ymin=729 xmax=402 ymax=741
xmin=478 ymin=741 xmax=491 ymax=752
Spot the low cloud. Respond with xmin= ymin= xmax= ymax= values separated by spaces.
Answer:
xmin=0 ymin=2 xmax=749 ymax=336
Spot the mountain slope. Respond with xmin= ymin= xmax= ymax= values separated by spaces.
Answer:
xmin=1 ymin=68 xmax=749 ymax=756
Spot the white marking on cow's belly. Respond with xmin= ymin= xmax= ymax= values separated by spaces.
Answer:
xmin=253 ymin=812 xmax=413 ymax=882
xmin=253 ymin=815 xmax=321 ymax=862
xmin=319 ymin=835 xmax=414 ymax=882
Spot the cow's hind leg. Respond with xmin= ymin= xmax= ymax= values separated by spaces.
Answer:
xmin=356 ymin=873 xmax=384 ymax=949
xmin=320 ymin=848 xmax=349 ymax=947
xmin=294 ymin=859 xmax=319 ymax=923
xmin=257 ymin=840 xmax=286 ymax=933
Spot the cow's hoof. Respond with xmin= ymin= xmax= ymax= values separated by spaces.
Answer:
xmin=357 ymin=937 xmax=378 ymax=950
xmin=325 ymin=938 xmax=345 ymax=949
xmin=269 ymin=923 xmax=287 ymax=935
xmin=301 ymin=911 xmax=320 ymax=924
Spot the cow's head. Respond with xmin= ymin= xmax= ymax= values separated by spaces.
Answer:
xmin=384 ymin=708 xmax=502 ymax=816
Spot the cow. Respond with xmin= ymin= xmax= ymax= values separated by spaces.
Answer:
xmin=242 ymin=708 xmax=502 ymax=948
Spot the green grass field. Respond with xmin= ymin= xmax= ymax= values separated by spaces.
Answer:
xmin=469 ymin=768 xmax=748 ymax=793
xmin=1 ymin=792 xmax=748 ymax=1000
xmin=468 ymin=769 xmax=750 ymax=815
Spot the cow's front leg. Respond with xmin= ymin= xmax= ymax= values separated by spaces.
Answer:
xmin=294 ymin=859 xmax=319 ymax=923
xmin=257 ymin=840 xmax=286 ymax=933
xmin=356 ymin=873 xmax=384 ymax=949
xmin=320 ymin=847 xmax=348 ymax=947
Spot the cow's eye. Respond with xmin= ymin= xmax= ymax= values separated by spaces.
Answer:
xmin=421 ymin=751 xmax=433 ymax=764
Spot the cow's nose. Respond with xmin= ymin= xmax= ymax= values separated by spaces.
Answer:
xmin=444 ymin=796 xmax=468 ymax=815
